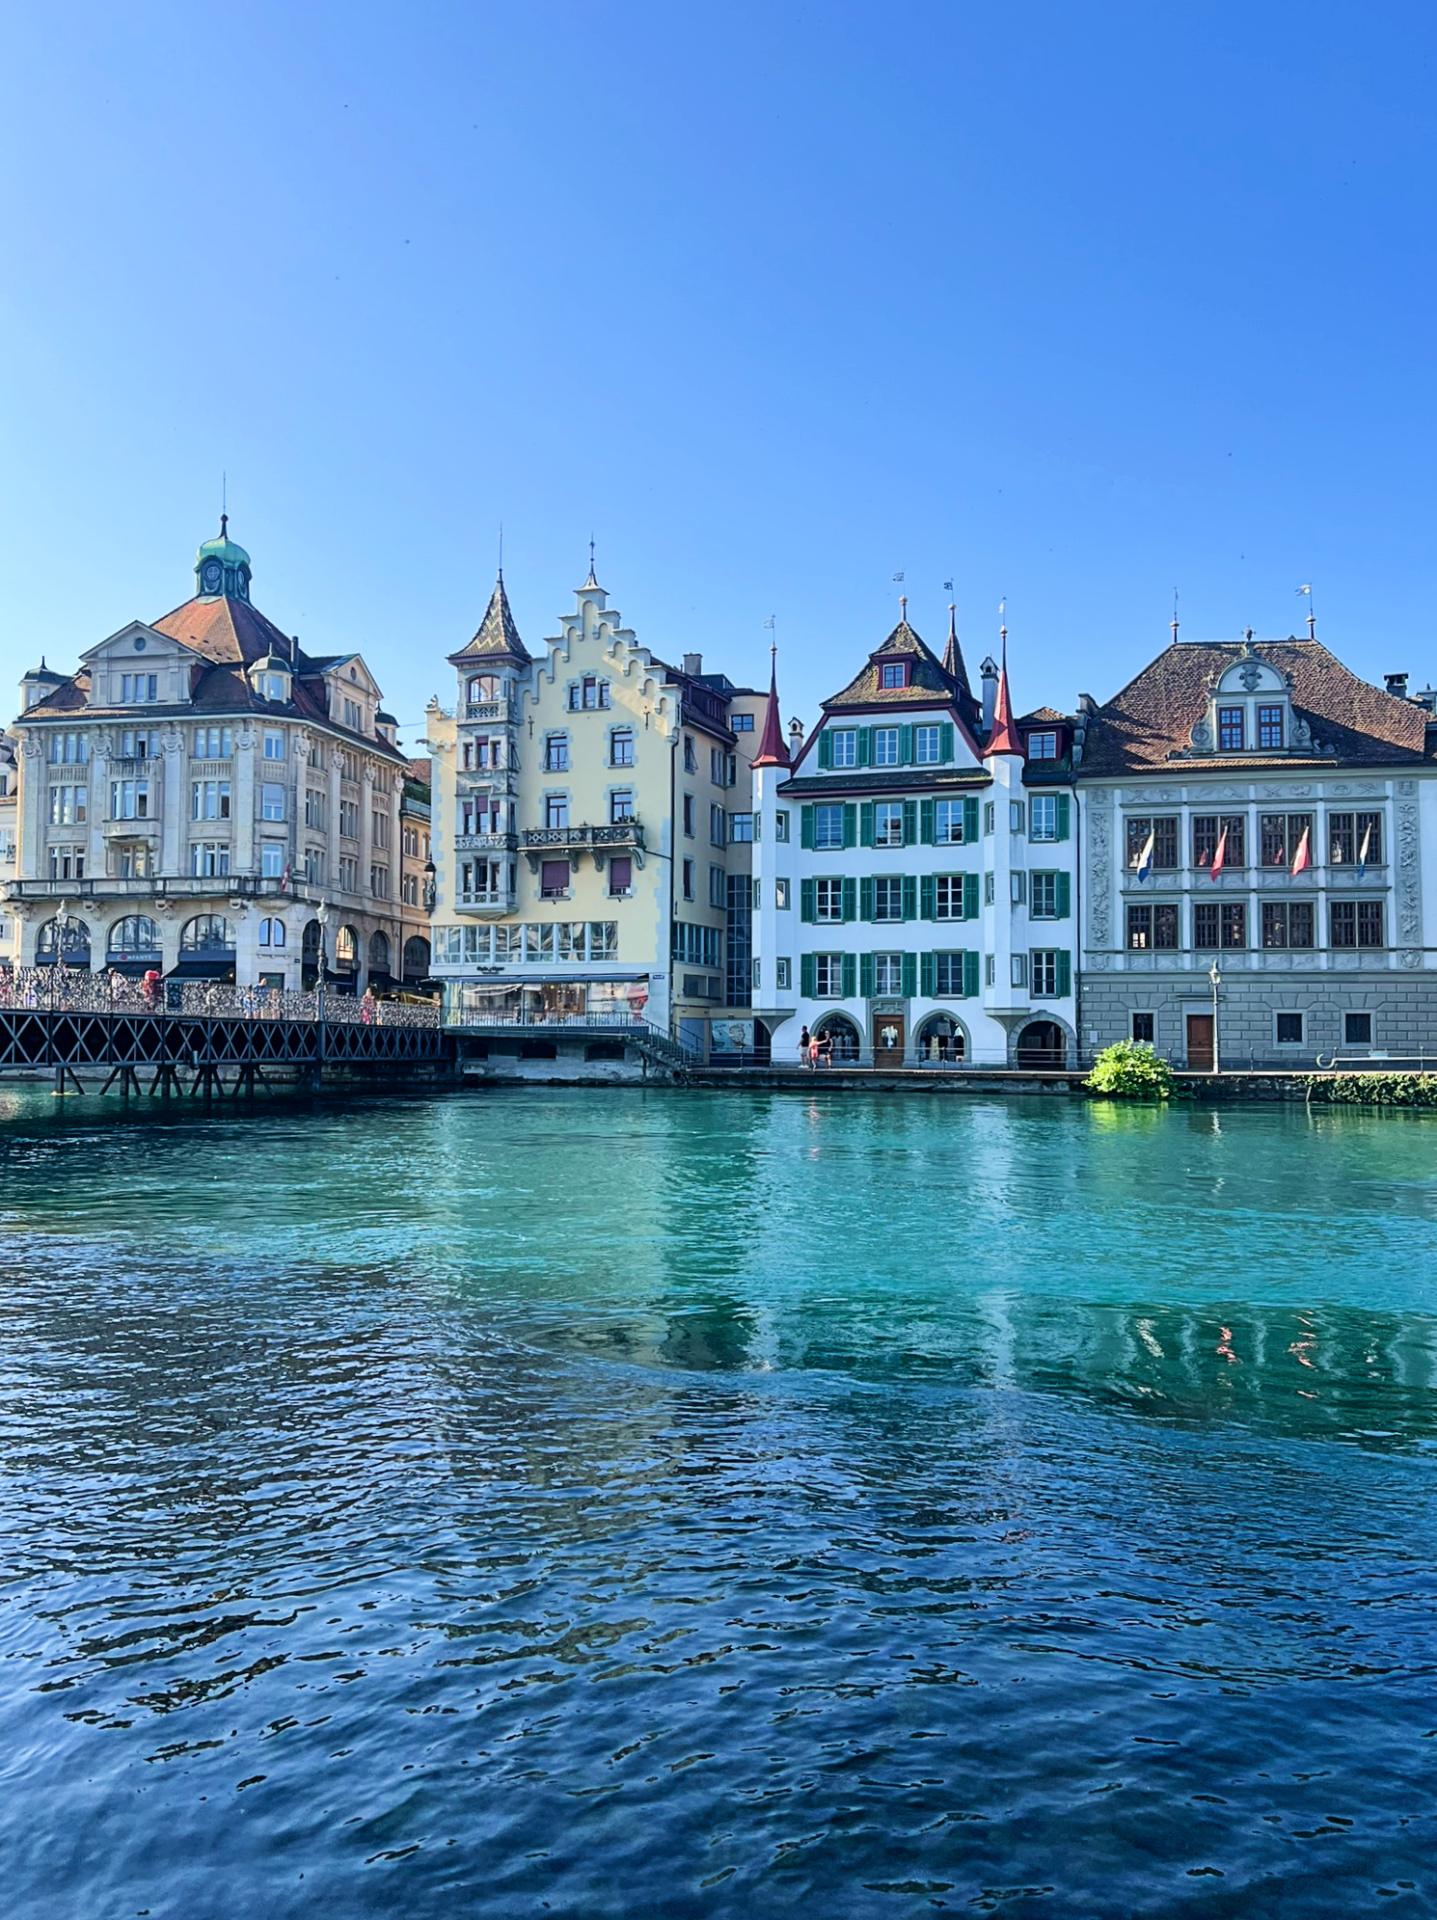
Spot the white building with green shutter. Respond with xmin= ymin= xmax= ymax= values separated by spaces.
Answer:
xmin=750 ymin=608 xmax=1079 ymax=1068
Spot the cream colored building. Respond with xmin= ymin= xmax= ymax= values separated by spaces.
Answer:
xmin=426 ymin=566 xmax=757 ymax=1054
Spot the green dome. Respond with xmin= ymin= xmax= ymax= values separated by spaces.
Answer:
xmin=194 ymin=515 xmax=252 ymax=601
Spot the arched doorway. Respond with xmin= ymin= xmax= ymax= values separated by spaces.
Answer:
xmin=368 ymin=930 xmax=392 ymax=988
xmin=333 ymin=925 xmax=360 ymax=994
xmin=813 ymin=1013 xmax=861 ymax=1063
xmin=916 ymin=1012 xmax=966 ymax=1065
xmin=177 ymin=915 xmax=236 ymax=981
xmin=107 ymin=915 xmax=162 ymax=974
xmin=36 ymin=916 xmax=91 ymax=968
xmin=1016 ymin=1020 xmax=1067 ymax=1070
xmin=402 ymin=935 xmax=431 ymax=983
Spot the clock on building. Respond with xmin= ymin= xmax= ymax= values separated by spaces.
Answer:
xmin=202 ymin=560 xmax=223 ymax=593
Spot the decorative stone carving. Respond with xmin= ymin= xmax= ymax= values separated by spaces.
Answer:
xmin=1189 ymin=719 xmax=1213 ymax=751
xmin=1397 ymin=799 xmax=1421 ymax=954
xmin=1291 ymin=715 xmax=1313 ymax=749
xmin=1087 ymin=794 xmax=1111 ymax=949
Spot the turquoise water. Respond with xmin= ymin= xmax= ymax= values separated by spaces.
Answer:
xmin=1 ymin=1086 xmax=1435 ymax=1917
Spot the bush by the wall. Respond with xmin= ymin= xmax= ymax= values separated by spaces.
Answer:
xmin=1312 ymin=1073 xmax=1437 ymax=1107
xmin=1085 ymin=1040 xmax=1174 ymax=1101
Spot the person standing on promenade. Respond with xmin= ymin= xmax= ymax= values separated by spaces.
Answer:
xmin=817 ymin=1030 xmax=833 ymax=1069
xmin=799 ymin=1024 xmax=811 ymax=1068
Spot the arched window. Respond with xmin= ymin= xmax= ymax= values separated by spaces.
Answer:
xmin=259 ymin=917 xmax=286 ymax=949
xmin=302 ymin=920 xmax=322 ymax=958
xmin=36 ymin=916 xmax=91 ymax=964
xmin=467 ymin=674 xmax=500 ymax=703
xmin=369 ymin=930 xmax=391 ymax=970
xmin=334 ymin=926 xmax=358 ymax=969
xmin=916 ymin=1013 xmax=966 ymax=1065
xmin=180 ymin=915 xmax=235 ymax=954
xmin=108 ymin=916 xmax=162 ymax=963
xmin=1016 ymin=1020 xmax=1067 ymax=1070
xmin=403 ymin=935 xmax=431 ymax=980
xmin=813 ymin=1014 xmax=861 ymax=1062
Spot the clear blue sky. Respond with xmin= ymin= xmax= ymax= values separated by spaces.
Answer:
xmin=4 ymin=1 xmax=1435 ymax=743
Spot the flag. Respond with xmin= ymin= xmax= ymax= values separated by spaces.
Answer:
xmin=892 ymin=571 xmax=905 ymax=582
xmin=943 ymin=579 xmax=953 ymax=592
xmin=1132 ymin=828 xmax=1155 ymax=882
xmin=280 ymin=863 xmax=292 ymax=892
xmin=1291 ymin=826 xmax=1311 ymax=875
xmin=1358 ymin=820 xmax=1372 ymax=877
xmin=1297 ymin=584 xmax=1312 ymax=596
xmin=1210 ymin=825 xmax=1227 ymax=880
xmin=762 ymin=616 xmax=775 ymax=629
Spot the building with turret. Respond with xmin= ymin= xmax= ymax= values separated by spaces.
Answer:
xmin=751 ymin=605 xmax=1078 ymax=1067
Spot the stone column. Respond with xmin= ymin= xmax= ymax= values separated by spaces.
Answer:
xmin=160 ymin=727 xmax=186 ymax=877
xmin=17 ymin=732 xmax=44 ymax=881
xmin=234 ymin=723 xmax=257 ymax=874
xmin=87 ymin=729 xmax=111 ymax=880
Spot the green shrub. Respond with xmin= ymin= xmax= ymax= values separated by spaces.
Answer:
xmin=1085 ymin=1040 xmax=1174 ymax=1101
xmin=1313 ymin=1073 xmax=1437 ymax=1107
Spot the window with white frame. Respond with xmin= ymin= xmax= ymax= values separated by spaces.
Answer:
xmin=872 ymin=952 xmax=903 ymax=995
xmin=830 ymin=730 xmax=857 ymax=767
xmin=873 ymin=728 xmax=900 ymax=767
xmin=261 ymin=783 xmax=286 ymax=821
xmin=121 ymin=673 xmax=158 ymax=703
xmin=1027 ymin=731 xmax=1057 ymax=760
xmin=263 ymin=730 xmax=285 ymax=760
xmin=934 ymin=875 xmax=967 ymax=920
xmin=914 ymin=725 xmax=942 ymax=764
xmin=814 ymin=878 xmax=845 ymax=922
xmin=873 ymin=802 xmax=904 ymax=847
xmin=191 ymin=842 xmax=230 ymax=877
xmin=813 ymin=953 xmax=845 ymax=997
xmin=1029 ymin=795 xmax=1058 ymax=841
xmin=261 ymin=842 xmax=286 ymax=878
xmin=191 ymin=780 xmax=231 ymax=821
xmin=776 ymin=957 xmax=792 ymax=988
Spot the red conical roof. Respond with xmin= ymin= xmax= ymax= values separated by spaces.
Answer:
xmin=752 ymin=652 xmax=790 ymax=768
xmin=985 ymin=651 xmax=1023 ymax=755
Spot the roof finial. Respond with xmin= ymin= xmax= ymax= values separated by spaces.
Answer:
xmin=999 ymin=595 xmax=1007 ymax=650
xmin=498 ymin=522 xmax=503 ymax=578
xmin=1298 ymin=583 xmax=1315 ymax=639
xmin=220 ymin=511 xmax=228 ymax=540
xmin=586 ymin=535 xmax=598 ymax=588
xmin=1171 ymin=586 xmax=1179 ymax=647
xmin=899 ymin=594 xmax=907 ymax=622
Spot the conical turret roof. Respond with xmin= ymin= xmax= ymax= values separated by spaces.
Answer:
xmin=449 ymin=571 xmax=530 ymax=665
xmin=752 ymin=652 xmax=790 ymax=768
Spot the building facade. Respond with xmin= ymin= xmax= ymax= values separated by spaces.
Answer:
xmin=3 ymin=523 xmax=411 ymax=991
xmin=398 ymin=755 xmax=434 ymax=988
xmin=752 ymin=609 xmax=1079 ymax=1067
xmin=426 ymin=567 xmax=760 ymax=1056
xmin=1075 ymin=633 xmax=1437 ymax=1066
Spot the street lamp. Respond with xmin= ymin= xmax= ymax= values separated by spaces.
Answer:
xmin=53 ymin=899 xmax=69 ymax=1012
xmin=315 ymin=900 xmax=330 ymax=1010
xmin=1208 ymin=960 xmax=1221 ymax=1075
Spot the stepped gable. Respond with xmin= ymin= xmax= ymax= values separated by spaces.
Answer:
xmin=1080 ymin=637 xmax=1432 ymax=775
xmin=823 ymin=616 xmax=956 ymax=709
xmin=449 ymin=571 xmax=530 ymax=666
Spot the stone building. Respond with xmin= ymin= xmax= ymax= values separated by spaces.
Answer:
xmin=426 ymin=565 xmax=761 ymax=1067
xmin=751 ymin=607 xmax=1079 ymax=1067
xmin=3 ymin=522 xmax=410 ymax=991
xmin=1075 ymin=632 xmax=1437 ymax=1067
xmin=398 ymin=755 xmax=434 ymax=988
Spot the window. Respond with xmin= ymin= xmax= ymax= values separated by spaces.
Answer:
xmin=1218 ymin=706 xmax=1245 ymax=751
xmin=775 ymin=877 xmax=790 ymax=910
xmin=1194 ymin=902 xmax=1247 ymax=949
xmin=879 ymin=663 xmax=906 ymax=690
xmin=872 ymin=876 xmax=905 ymax=922
xmin=544 ymin=735 xmax=570 ymax=772
xmin=933 ymin=800 xmax=966 ymax=845
xmin=683 ymin=735 xmax=697 ymax=773
xmin=1345 ymin=1011 xmax=1373 ymax=1045
xmin=191 ymin=842 xmax=230 ymax=877
xmin=910 ymin=724 xmax=941 ymax=765
xmin=546 ymin=795 xmax=569 ymax=831
xmin=191 ymin=780 xmax=232 ymax=821
xmin=1127 ymin=904 xmax=1179 ymax=949
xmin=401 ymin=874 xmax=419 ymax=905
xmin=934 ymin=875 xmax=968 ymax=920
xmin=48 ymin=846 xmax=84 ymax=881
xmin=1262 ymin=902 xmax=1315 ymax=949
xmin=1010 ymin=953 xmax=1028 ymax=988
xmin=121 ymin=673 xmax=159 ymax=703
xmin=47 ymin=732 xmax=89 ymax=764
xmin=1258 ymin=705 xmax=1285 ymax=749
xmin=812 ymin=953 xmax=844 ymax=997
xmin=610 ymin=728 xmax=634 ymax=767
xmin=776 ymin=957 xmax=792 ymax=988
xmin=830 ymin=730 xmax=857 ymax=767
xmin=1192 ymin=814 xmax=1246 ymax=868
xmin=728 ymin=813 xmax=754 ymax=842
xmin=1260 ymin=813 xmax=1312 ymax=867
xmin=610 ymin=789 xmax=635 ymax=823
xmin=984 ymin=801 xmax=995 ymax=835
xmin=872 ymin=952 xmax=904 ymax=995
xmin=569 ymin=677 xmax=609 ymax=710
xmin=732 ymin=712 xmax=754 ymax=731
xmin=339 ymin=798 xmax=360 ymax=839
xmin=540 ymin=859 xmax=570 ymax=899
xmin=49 ymin=785 xmax=87 ymax=825
xmin=339 ymin=750 xmax=359 ymax=781
xmin=873 ymin=727 xmax=900 ymax=766
xmin=338 ymin=854 xmax=360 ymax=892
xmin=814 ymin=804 xmax=845 ymax=850
xmin=673 ymin=922 xmax=723 ymax=968
xmin=873 ymin=802 xmax=904 ymax=847
xmin=709 ymin=864 xmax=726 ymax=908
xmin=1010 ymin=871 xmax=1027 ymax=906
xmin=261 ymin=841 xmax=286 ymax=878
xmin=122 ymin=729 xmax=159 ymax=758
xmin=814 ymin=878 xmax=846 ymax=922
xmin=305 ymin=847 xmax=326 ymax=884
xmin=259 ymin=917 xmax=286 ymax=949
xmin=1030 ymin=871 xmax=1058 ymax=918
xmin=608 ymin=855 xmax=633 ymax=896
xmin=341 ymin=698 xmax=363 ymax=732
xmin=370 ymin=864 xmax=390 ymax=899
xmin=1031 ymin=794 xmax=1070 ymax=843
xmin=711 ymin=804 xmax=726 ymax=846
xmin=261 ymin=783 xmax=286 ymax=822
xmin=933 ymin=952 xmax=968 ymax=996
xmin=193 ymin=725 xmax=232 ymax=759
xmin=1330 ymin=900 xmax=1385 ymax=948
xmin=1010 ymin=800 xmax=1026 ymax=833
xmin=1031 ymin=950 xmax=1068 ymax=998
xmin=1276 ymin=1012 xmax=1304 ymax=1045
xmin=306 ymin=790 xmax=326 ymax=831
xmin=775 ymin=810 xmax=790 ymax=843
xmin=109 ymin=780 xmax=147 ymax=820
xmin=263 ymin=730 xmax=285 ymax=761
xmin=710 ymin=746 xmax=725 ymax=785
xmin=682 ymin=858 xmax=695 ymax=900
xmin=1131 ymin=1011 xmax=1155 ymax=1043
xmin=1027 ymin=731 xmax=1058 ymax=761
xmin=1126 ymin=815 xmax=1177 ymax=867
xmin=263 ymin=675 xmax=287 ymax=703
xmin=683 ymin=794 xmax=695 ymax=836
xmin=1329 ymin=811 xmax=1383 ymax=865
xmin=984 ymin=872 xmax=996 ymax=905
xmin=985 ymin=954 xmax=996 ymax=985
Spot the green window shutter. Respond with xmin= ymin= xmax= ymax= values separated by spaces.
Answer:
xmin=1056 ymin=793 xmax=1071 ymax=841
xmin=801 ymin=953 xmax=815 ymax=998
xmin=901 ymin=952 xmax=917 ymax=998
xmin=818 ymin=729 xmax=832 ymax=770
xmin=859 ymin=952 xmax=874 ymax=998
xmin=801 ymin=805 xmax=815 ymax=851
xmin=920 ymin=874 xmax=935 ymax=921
xmin=860 ymin=802 xmax=875 ymax=848
xmin=920 ymin=798 xmax=935 ymax=845
xmin=902 ymin=800 xmax=917 ymax=846
xmin=859 ymin=876 xmax=875 ymax=922
xmin=902 ymin=875 xmax=917 ymax=921
xmin=920 ymin=951 xmax=935 ymax=997
xmin=963 ymin=796 xmax=979 ymax=843
xmin=857 ymin=727 xmax=872 ymax=768
xmin=962 ymin=871 xmax=979 ymax=919
xmin=899 ymin=724 xmax=914 ymax=766
xmin=842 ymin=877 xmax=857 ymax=922
xmin=962 ymin=949 xmax=979 ymax=998
xmin=844 ymin=953 xmax=858 ymax=999
xmin=843 ymin=803 xmax=857 ymax=849
xmin=940 ymin=722 xmax=954 ymax=763
xmin=1057 ymin=950 xmax=1072 ymax=997
xmin=1056 ymin=871 xmax=1071 ymax=919
xmin=800 ymin=878 xmax=816 ymax=923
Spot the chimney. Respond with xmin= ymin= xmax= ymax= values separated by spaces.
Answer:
xmin=1385 ymin=671 xmax=1410 ymax=699
xmin=788 ymin=717 xmax=805 ymax=752
xmin=1077 ymin=692 xmax=1097 ymax=714
xmin=682 ymin=652 xmax=703 ymax=678
xmin=980 ymin=655 xmax=999 ymax=734
xmin=1413 ymin=686 xmax=1437 ymax=715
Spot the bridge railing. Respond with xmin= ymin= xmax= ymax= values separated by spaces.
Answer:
xmin=0 ymin=970 xmax=441 ymax=1029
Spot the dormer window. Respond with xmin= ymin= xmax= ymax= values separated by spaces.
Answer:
xmin=1027 ymin=731 xmax=1058 ymax=761
xmin=1258 ymin=705 xmax=1284 ymax=748
xmin=880 ymin=663 xmax=907 ymax=690
xmin=1218 ymin=707 xmax=1245 ymax=750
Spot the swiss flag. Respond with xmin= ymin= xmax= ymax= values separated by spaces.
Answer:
xmin=1210 ymin=826 xmax=1227 ymax=880
xmin=1291 ymin=827 xmax=1311 ymax=876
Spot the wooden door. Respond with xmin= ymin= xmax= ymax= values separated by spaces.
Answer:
xmin=1186 ymin=1013 xmax=1214 ymax=1071
xmin=873 ymin=1015 xmax=905 ymax=1068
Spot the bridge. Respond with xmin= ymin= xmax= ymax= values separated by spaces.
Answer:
xmin=0 ymin=975 xmax=447 ymax=1096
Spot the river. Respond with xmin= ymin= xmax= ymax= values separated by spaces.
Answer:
xmin=0 ymin=1086 xmax=1433 ymax=1917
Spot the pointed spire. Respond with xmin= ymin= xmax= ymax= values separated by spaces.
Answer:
xmin=941 ymin=603 xmax=970 ymax=691
xmin=984 ymin=644 xmax=1023 ymax=756
xmin=586 ymin=536 xmax=599 ymax=589
xmin=752 ymin=647 xmax=791 ymax=768
xmin=449 ymin=569 xmax=530 ymax=664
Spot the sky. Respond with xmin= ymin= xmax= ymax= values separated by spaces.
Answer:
xmin=3 ymin=1 xmax=1436 ymax=745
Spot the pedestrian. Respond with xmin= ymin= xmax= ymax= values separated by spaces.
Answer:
xmin=799 ymin=1024 xmax=811 ymax=1069
xmin=808 ymin=1033 xmax=820 ymax=1069
xmin=360 ymin=985 xmax=377 ymax=1025
xmin=818 ymin=1030 xmax=833 ymax=1069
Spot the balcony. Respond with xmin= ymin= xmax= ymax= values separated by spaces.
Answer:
xmin=102 ymin=815 xmax=162 ymax=839
xmin=455 ymin=832 xmax=518 ymax=853
xmin=464 ymin=699 xmax=520 ymax=724
xmin=3 ymin=875 xmax=327 ymax=905
xmin=455 ymin=890 xmax=518 ymax=916
xmin=521 ymin=822 xmax=644 ymax=853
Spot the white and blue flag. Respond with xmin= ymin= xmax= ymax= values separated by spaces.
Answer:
xmin=1132 ymin=828 xmax=1155 ymax=882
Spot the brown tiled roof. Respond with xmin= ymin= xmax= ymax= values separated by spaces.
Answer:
xmin=151 ymin=593 xmax=295 ymax=666
xmin=449 ymin=572 xmax=530 ymax=665
xmin=1019 ymin=706 xmax=1066 ymax=726
xmin=823 ymin=619 xmax=960 ymax=709
xmin=1080 ymin=638 xmax=1431 ymax=775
